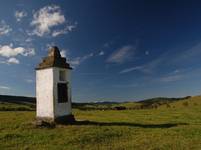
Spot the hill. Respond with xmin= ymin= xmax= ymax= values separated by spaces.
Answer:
xmin=0 ymin=95 xmax=35 ymax=111
xmin=0 ymin=95 xmax=192 ymax=111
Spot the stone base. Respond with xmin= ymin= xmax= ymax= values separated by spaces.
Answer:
xmin=36 ymin=115 xmax=75 ymax=126
xmin=35 ymin=118 xmax=56 ymax=128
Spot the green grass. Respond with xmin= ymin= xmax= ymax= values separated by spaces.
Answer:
xmin=1 ymin=96 xmax=201 ymax=150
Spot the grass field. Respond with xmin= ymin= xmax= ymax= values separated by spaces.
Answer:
xmin=1 ymin=96 xmax=201 ymax=150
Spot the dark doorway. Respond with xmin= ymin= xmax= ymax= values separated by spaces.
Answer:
xmin=57 ymin=83 xmax=68 ymax=103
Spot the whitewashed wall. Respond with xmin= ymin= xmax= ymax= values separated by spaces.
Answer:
xmin=36 ymin=68 xmax=54 ymax=118
xmin=36 ymin=67 xmax=72 ymax=119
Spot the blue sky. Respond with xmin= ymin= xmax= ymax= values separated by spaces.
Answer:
xmin=1 ymin=0 xmax=201 ymax=102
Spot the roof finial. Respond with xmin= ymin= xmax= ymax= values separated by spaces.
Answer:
xmin=48 ymin=46 xmax=61 ymax=58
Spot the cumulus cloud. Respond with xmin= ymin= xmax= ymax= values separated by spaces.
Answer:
xmin=30 ymin=5 xmax=76 ymax=37
xmin=0 ymin=44 xmax=35 ymax=58
xmin=0 ymin=20 xmax=12 ymax=36
xmin=107 ymin=45 xmax=135 ymax=64
xmin=15 ymin=10 xmax=27 ymax=22
xmin=31 ymin=5 xmax=65 ymax=36
xmin=7 ymin=57 xmax=20 ymax=64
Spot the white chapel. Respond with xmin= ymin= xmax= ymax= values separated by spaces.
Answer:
xmin=36 ymin=46 xmax=75 ymax=123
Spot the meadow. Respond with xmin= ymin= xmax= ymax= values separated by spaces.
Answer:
xmin=1 ymin=96 xmax=201 ymax=150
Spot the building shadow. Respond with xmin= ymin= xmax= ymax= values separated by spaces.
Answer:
xmin=71 ymin=120 xmax=188 ymax=129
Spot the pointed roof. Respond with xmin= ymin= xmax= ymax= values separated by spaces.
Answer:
xmin=36 ymin=46 xmax=72 ymax=70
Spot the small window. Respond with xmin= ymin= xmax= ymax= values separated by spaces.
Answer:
xmin=59 ymin=70 xmax=66 ymax=81
xmin=57 ymin=83 xmax=68 ymax=103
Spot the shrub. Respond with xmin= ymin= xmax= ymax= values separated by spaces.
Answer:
xmin=166 ymin=104 xmax=171 ymax=108
xmin=152 ymin=103 xmax=159 ymax=109
xmin=182 ymin=101 xmax=189 ymax=107
xmin=114 ymin=106 xmax=126 ymax=110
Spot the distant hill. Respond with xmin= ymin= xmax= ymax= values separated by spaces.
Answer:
xmin=0 ymin=95 xmax=36 ymax=111
xmin=138 ymin=96 xmax=191 ymax=105
xmin=0 ymin=94 xmax=194 ymax=111
xmin=0 ymin=95 xmax=191 ymax=104
xmin=0 ymin=95 xmax=35 ymax=104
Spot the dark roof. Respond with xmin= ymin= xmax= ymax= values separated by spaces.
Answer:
xmin=36 ymin=46 xmax=72 ymax=70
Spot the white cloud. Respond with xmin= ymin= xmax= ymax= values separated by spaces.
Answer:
xmin=107 ymin=45 xmax=135 ymax=63
xmin=7 ymin=57 xmax=20 ymax=64
xmin=0 ymin=44 xmax=24 ymax=57
xmin=0 ymin=86 xmax=10 ymax=90
xmin=0 ymin=57 xmax=20 ymax=65
xmin=0 ymin=20 xmax=12 ymax=36
xmin=52 ymin=29 xmax=67 ymax=37
xmin=30 ymin=5 xmax=77 ymax=37
xmin=31 ymin=5 xmax=65 ymax=36
xmin=125 ymin=52 xmax=170 ymax=75
xmin=0 ymin=44 xmax=35 ymax=58
xmin=70 ymin=58 xmax=81 ymax=67
xmin=15 ymin=10 xmax=27 ymax=22
xmin=52 ymin=24 xmax=77 ymax=37
xmin=119 ymin=41 xmax=201 ymax=76
xmin=25 ymin=38 xmax=32 ymax=42
xmin=70 ymin=53 xmax=94 ymax=68
xmin=23 ymin=48 xmax=35 ymax=56
xmin=119 ymin=66 xmax=143 ymax=74
xmin=99 ymin=51 xmax=105 ymax=56
xmin=60 ymin=50 xmax=66 ymax=57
